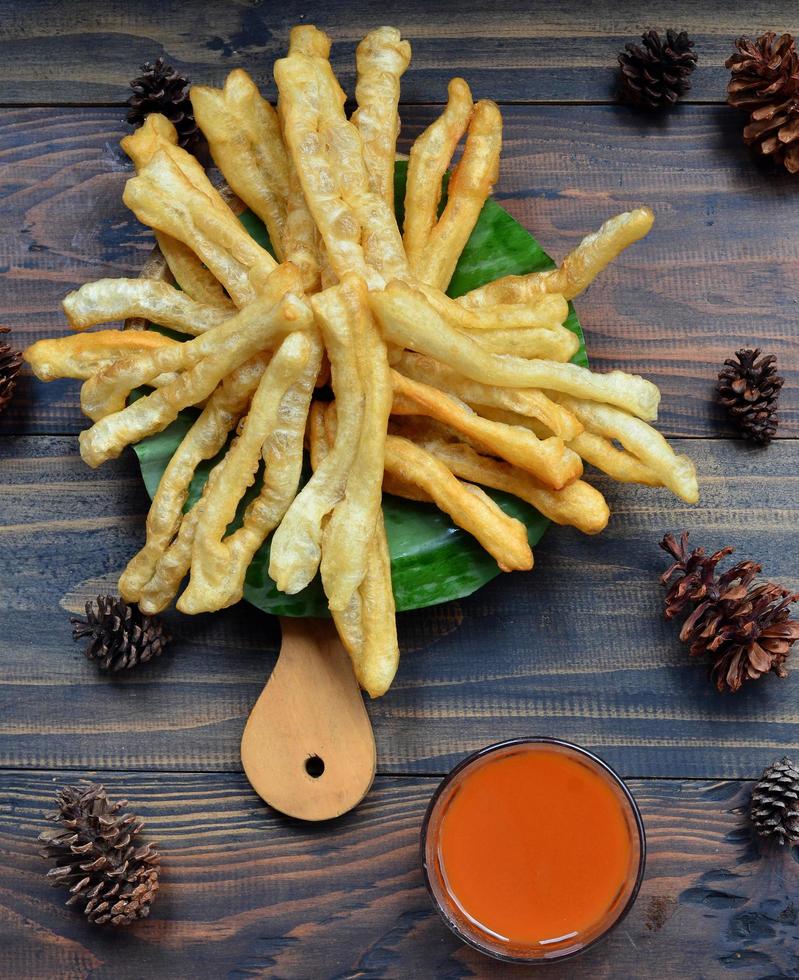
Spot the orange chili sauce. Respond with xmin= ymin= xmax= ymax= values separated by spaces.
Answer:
xmin=434 ymin=747 xmax=635 ymax=949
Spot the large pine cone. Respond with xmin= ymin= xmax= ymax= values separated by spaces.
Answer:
xmin=39 ymin=783 xmax=160 ymax=926
xmin=727 ymin=33 xmax=799 ymax=112
xmin=661 ymin=534 xmax=799 ymax=693
xmin=0 ymin=327 xmax=22 ymax=415
xmin=727 ymin=33 xmax=799 ymax=172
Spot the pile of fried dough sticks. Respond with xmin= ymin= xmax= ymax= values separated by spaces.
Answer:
xmin=25 ymin=25 xmax=698 ymax=696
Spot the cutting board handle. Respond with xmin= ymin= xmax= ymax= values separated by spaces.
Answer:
xmin=241 ymin=617 xmax=376 ymax=821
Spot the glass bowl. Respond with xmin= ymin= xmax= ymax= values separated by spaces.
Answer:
xmin=420 ymin=737 xmax=646 ymax=964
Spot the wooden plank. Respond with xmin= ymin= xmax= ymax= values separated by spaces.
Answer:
xmin=1 ymin=106 xmax=796 ymax=439
xmin=1 ymin=436 xmax=797 ymax=779
xmin=1 ymin=770 xmax=797 ymax=979
xmin=0 ymin=1 xmax=792 ymax=105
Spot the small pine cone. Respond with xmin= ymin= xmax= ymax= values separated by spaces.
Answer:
xmin=0 ymin=327 xmax=23 ymax=415
xmin=71 ymin=595 xmax=170 ymax=671
xmin=618 ymin=29 xmax=698 ymax=110
xmin=38 ymin=783 xmax=160 ymax=926
xmin=717 ymin=348 xmax=784 ymax=445
xmin=726 ymin=33 xmax=799 ymax=113
xmin=128 ymin=57 xmax=202 ymax=154
xmin=751 ymin=757 xmax=799 ymax=845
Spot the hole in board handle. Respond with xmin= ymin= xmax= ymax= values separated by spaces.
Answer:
xmin=305 ymin=755 xmax=325 ymax=778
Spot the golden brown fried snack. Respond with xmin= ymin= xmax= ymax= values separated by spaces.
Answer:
xmin=458 ymin=208 xmax=655 ymax=308
xmin=119 ymin=354 xmax=269 ymax=603
xmin=415 ymin=99 xmax=502 ymax=290
xmin=191 ymin=69 xmax=291 ymax=259
xmin=155 ymin=234 xmax=235 ymax=310
xmin=551 ymin=394 xmax=699 ymax=502
xmin=275 ymin=40 xmax=374 ymax=287
xmin=371 ymin=280 xmax=661 ymax=420
xmin=415 ymin=283 xmax=568 ymax=331
xmin=312 ymin=403 xmax=399 ymax=698
xmin=320 ymin=276 xmax=392 ymax=611
xmin=352 ymin=26 xmax=411 ymax=209
xmin=384 ymin=434 xmax=533 ymax=571
xmin=79 ymin=289 xmax=311 ymax=467
xmin=314 ymin=50 xmax=408 ymax=282
xmin=121 ymin=114 xmax=236 ymax=310
xmin=471 ymin=324 xmax=581 ymax=362
xmin=80 ymin=264 xmax=302 ymax=421
xmin=178 ymin=330 xmax=321 ymax=613
xmin=397 ymin=425 xmax=609 ymax=535
xmin=392 ymin=351 xmax=583 ymax=440
xmin=268 ymin=280 xmax=365 ymax=594
xmin=62 ymin=279 xmax=231 ymax=335
xmin=403 ymin=78 xmax=473 ymax=267
xmin=391 ymin=370 xmax=582 ymax=489
xmin=123 ymin=150 xmax=278 ymax=307
xmin=567 ymin=430 xmax=662 ymax=486
xmin=24 ymin=329 xmax=179 ymax=382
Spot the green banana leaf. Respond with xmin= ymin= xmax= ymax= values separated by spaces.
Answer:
xmin=132 ymin=161 xmax=587 ymax=617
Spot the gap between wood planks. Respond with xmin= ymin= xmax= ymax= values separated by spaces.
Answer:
xmin=0 ymin=764 xmax=758 ymax=781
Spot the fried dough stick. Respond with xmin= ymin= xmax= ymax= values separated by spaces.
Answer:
xmin=191 ymin=69 xmax=291 ymax=260
xmin=80 ymin=264 xmax=302 ymax=421
xmin=550 ymin=394 xmax=699 ymax=502
xmin=179 ymin=330 xmax=322 ymax=613
xmin=268 ymin=280 xmax=365 ymax=595
xmin=321 ymin=276 xmax=392 ymax=611
xmin=352 ymin=26 xmax=411 ymax=209
xmin=403 ymin=78 xmax=473 ymax=267
xmin=458 ymin=208 xmax=655 ymax=308
xmin=123 ymin=150 xmax=278 ymax=307
xmin=391 ymin=370 xmax=582 ymax=489
xmin=371 ymin=280 xmax=661 ymax=421
xmin=119 ymin=354 xmax=269 ymax=603
xmin=24 ymin=330 xmax=179 ymax=382
xmin=384 ymin=434 xmax=532 ymax=572
xmin=275 ymin=28 xmax=407 ymax=286
xmin=79 ymin=289 xmax=310 ymax=467
xmin=415 ymin=99 xmax=502 ymax=290
xmin=390 ymin=419 xmax=609 ymax=535
xmin=392 ymin=351 xmax=583 ymax=440
xmin=309 ymin=403 xmax=399 ymax=699
xmin=121 ymin=114 xmax=236 ymax=310
xmin=62 ymin=279 xmax=231 ymax=335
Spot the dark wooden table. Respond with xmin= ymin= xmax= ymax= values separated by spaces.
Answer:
xmin=1 ymin=2 xmax=798 ymax=977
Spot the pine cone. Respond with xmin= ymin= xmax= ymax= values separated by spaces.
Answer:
xmin=660 ymin=531 xmax=733 ymax=618
xmin=726 ymin=33 xmax=799 ymax=173
xmin=0 ymin=327 xmax=22 ymax=415
xmin=128 ymin=57 xmax=202 ymax=154
xmin=717 ymin=348 xmax=784 ymax=444
xmin=38 ymin=783 xmax=160 ymax=926
xmin=660 ymin=533 xmax=799 ymax=693
xmin=751 ymin=757 xmax=799 ymax=845
xmin=618 ymin=29 xmax=698 ymax=109
xmin=71 ymin=595 xmax=170 ymax=671
xmin=726 ymin=32 xmax=799 ymax=112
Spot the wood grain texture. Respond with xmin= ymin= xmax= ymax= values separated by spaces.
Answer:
xmin=0 ymin=0 xmax=794 ymax=105
xmin=1 ymin=771 xmax=797 ymax=980
xmin=1 ymin=436 xmax=796 ymax=779
xmin=1 ymin=106 xmax=797 ymax=438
